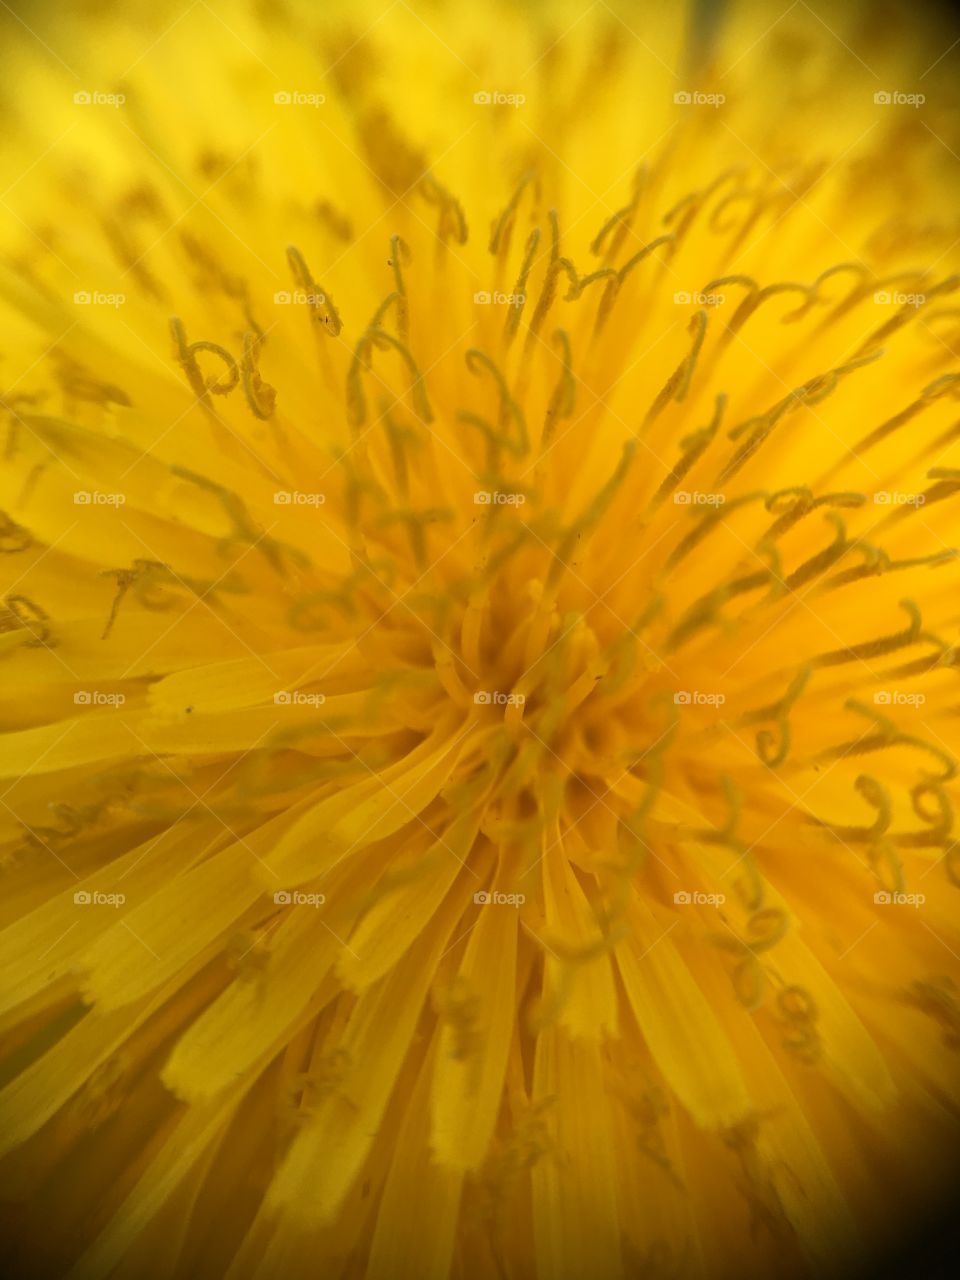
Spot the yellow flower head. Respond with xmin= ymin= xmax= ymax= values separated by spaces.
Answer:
xmin=1 ymin=0 xmax=960 ymax=1277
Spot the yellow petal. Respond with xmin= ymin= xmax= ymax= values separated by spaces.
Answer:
xmin=430 ymin=887 xmax=517 ymax=1169
xmin=616 ymin=896 xmax=752 ymax=1129
xmin=531 ymin=1025 xmax=624 ymax=1280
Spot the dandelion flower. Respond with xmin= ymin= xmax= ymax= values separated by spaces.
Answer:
xmin=1 ymin=0 xmax=960 ymax=1277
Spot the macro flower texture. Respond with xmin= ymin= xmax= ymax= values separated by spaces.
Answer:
xmin=1 ymin=0 xmax=960 ymax=1276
